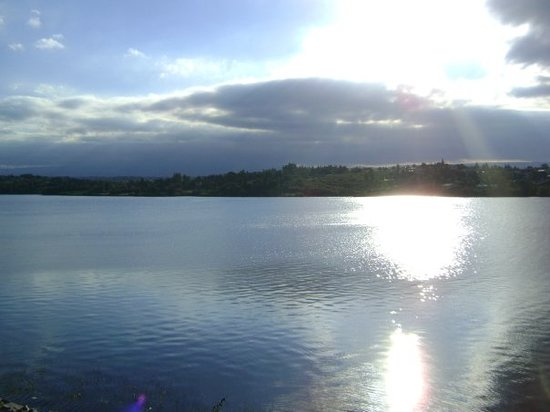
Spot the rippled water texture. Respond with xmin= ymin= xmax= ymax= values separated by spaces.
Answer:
xmin=1 ymin=196 xmax=549 ymax=411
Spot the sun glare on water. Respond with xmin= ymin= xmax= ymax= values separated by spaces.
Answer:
xmin=385 ymin=329 xmax=425 ymax=411
xmin=352 ymin=196 xmax=471 ymax=281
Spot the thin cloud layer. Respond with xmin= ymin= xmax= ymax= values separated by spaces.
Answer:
xmin=27 ymin=9 xmax=42 ymax=28
xmin=8 ymin=43 xmax=24 ymax=51
xmin=35 ymin=34 xmax=65 ymax=50
xmin=125 ymin=48 xmax=146 ymax=58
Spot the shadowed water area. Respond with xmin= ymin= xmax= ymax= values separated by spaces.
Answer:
xmin=0 ymin=196 xmax=549 ymax=411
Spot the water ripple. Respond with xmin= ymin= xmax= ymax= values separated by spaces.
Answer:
xmin=1 ymin=196 xmax=549 ymax=410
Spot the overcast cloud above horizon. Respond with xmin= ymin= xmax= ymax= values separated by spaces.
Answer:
xmin=1 ymin=0 xmax=549 ymax=176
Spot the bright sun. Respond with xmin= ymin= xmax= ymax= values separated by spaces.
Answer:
xmin=280 ymin=0 xmax=528 ymax=104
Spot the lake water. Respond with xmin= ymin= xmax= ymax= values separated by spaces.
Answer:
xmin=0 ymin=196 xmax=549 ymax=411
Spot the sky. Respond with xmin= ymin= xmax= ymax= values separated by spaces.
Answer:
xmin=1 ymin=0 xmax=550 ymax=176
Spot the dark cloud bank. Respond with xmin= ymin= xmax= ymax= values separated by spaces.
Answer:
xmin=489 ymin=0 xmax=550 ymax=97
xmin=1 ymin=78 xmax=549 ymax=176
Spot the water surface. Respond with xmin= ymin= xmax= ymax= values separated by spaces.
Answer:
xmin=1 ymin=196 xmax=549 ymax=411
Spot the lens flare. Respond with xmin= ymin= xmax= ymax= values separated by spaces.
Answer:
xmin=124 ymin=394 xmax=146 ymax=412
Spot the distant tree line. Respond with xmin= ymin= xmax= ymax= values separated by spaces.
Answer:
xmin=1 ymin=161 xmax=549 ymax=197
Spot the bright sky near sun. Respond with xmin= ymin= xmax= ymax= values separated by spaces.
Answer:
xmin=0 ymin=0 xmax=549 ymax=175
xmin=284 ymin=0 xmax=531 ymax=104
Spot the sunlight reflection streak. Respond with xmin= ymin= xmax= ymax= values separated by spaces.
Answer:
xmin=385 ymin=329 xmax=425 ymax=412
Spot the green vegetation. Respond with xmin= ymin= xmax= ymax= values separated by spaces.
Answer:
xmin=1 ymin=161 xmax=549 ymax=197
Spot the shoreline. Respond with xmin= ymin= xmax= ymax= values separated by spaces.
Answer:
xmin=1 ymin=162 xmax=549 ymax=197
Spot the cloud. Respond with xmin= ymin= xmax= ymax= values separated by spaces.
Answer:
xmin=506 ymin=33 xmax=550 ymax=67
xmin=27 ymin=9 xmax=42 ymax=28
xmin=511 ymin=77 xmax=550 ymax=97
xmin=0 ymin=16 xmax=4 ymax=27
xmin=146 ymin=79 xmax=429 ymax=138
xmin=487 ymin=0 xmax=550 ymax=27
xmin=1 ymin=78 xmax=549 ymax=176
xmin=35 ymin=34 xmax=65 ymax=50
xmin=8 ymin=43 xmax=24 ymax=52
xmin=157 ymin=57 xmax=258 ymax=83
xmin=125 ymin=48 xmax=146 ymax=58
xmin=57 ymin=98 xmax=89 ymax=110
xmin=0 ymin=163 xmax=50 ymax=171
xmin=487 ymin=1 xmax=550 ymax=100
xmin=0 ymin=96 xmax=42 ymax=121
xmin=488 ymin=0 xmax=550 ymax=67
xmin=160 ymin=57 xmax=229 ymax=78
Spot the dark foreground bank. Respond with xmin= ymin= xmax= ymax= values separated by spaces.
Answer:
xmin=1 ymin=161 xmax=549 ymax=197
